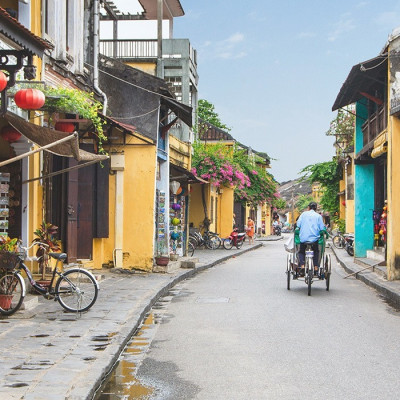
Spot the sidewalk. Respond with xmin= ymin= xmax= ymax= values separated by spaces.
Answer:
xmin=330 ymin=244 xmax=400 ymax=309
xmin=0 ymin=242 xmax=265 ymax=400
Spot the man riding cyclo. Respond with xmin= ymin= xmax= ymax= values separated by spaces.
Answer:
xmin=294 ymin=202 xmax=328 ymax=278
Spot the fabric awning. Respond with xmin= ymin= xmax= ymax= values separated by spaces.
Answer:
xmin=170 ymin=163 xmax=207 ymax=184
xmin=5 ymin=112 xmax=108 ymax=162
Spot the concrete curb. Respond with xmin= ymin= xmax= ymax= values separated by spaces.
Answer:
xmin=330 ymin=245 xmax=400 ymax=309
xmin=88 ymin=243 xmax=264 ymax=399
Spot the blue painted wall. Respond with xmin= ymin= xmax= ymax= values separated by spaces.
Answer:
xmin=354 ymin=101 xmax=375 ymax=257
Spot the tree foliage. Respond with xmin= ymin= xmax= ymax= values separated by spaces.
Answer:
xmin=191 ymin=142 xmax=278 ymax=209
xmin=295 ymin=194 xmax=313 ymax=212
xmin=197 ymin=99 xmax=231 ymax=131
xmin=300 ymin=161 xmax=340 ymax=215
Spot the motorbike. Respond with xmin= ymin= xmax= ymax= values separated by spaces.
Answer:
xmin=223 ymin=228 xmax=246 ymax=249
xmin=273 ymin=225 xmax=282 ymax=236
xmin=344 ymin=233 xmax=354 ymax=256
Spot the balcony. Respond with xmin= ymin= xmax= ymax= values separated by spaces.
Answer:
xmin=99 ymin=39 xmax=158 ymax=59
xmin=361 ymin=104 xmax=387 ymax=147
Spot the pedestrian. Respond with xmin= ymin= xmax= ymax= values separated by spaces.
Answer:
xmin=246 ymin=216 xmax=255 ymax=245
xmin=233 ymin=213 xmax=236 ymax=229
xmin=296 ymin=202 xmax=326 ymax=275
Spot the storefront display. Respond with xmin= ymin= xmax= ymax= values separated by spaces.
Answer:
xmin=0 ymin=172 xmax=10 ymax=238
xmin=169 ymin=194 xmax=185 ymax=257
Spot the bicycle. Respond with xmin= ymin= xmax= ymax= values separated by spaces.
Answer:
xmin=0 ymin=242 xmax=99 ymax=316
xmin=189 ymin=230 xmax=222 ymax=250
xmin=332 ymin=231 xmax=346 ymax=249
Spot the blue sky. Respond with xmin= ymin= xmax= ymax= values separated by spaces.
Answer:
xmin=106 ymin=1 xmax=400 ymax=182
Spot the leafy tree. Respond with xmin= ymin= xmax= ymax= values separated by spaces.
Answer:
xmin=197 ymin=99 xmax=231 ymax=132
xmin=300 ymin=161 xmax=340 ymax=215
xmin=326 ymin=107 xmax=355 ymax=156
xmin=296 ymin=194 xmax=313 ymax=212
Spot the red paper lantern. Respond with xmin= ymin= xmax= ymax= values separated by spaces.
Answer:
xmin=0 ymin=126 xmax=21 ymax=143
xmin=55 ymin=122 xmax=75 ymax=132
xmin=0 ymin=71 xmax=7 ymax=92
xmin=14 ymin=88 xmax=45 ymax=110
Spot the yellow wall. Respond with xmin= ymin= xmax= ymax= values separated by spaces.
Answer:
xmin=126 ymin=61 xmax=157 ymax=76
xmin=189 ymin=183 xmax=209 ymax=231
xmin=387 ymin=116 xmax=400 ymax=279
xmin=92 ymin=136 xmax=157 ymax=271
xmin=169 ymin=135 xmax=191 ymax=169
xmin=216 ymin=186 xmax=234 ymax=237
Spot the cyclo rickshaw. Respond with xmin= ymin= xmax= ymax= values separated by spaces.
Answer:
xmin=285 ymin=228 xmax=331 ymax=296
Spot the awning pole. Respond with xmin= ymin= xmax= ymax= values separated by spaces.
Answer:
xmin=0 ymin=133 xmax=78 ymax=168
xmin=22 ymin=157 xmax=109 ymax=184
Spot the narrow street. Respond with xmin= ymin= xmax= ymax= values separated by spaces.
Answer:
xmin=100 ymin=237 xmax=400 ymax=399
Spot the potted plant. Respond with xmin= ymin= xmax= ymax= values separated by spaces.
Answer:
xmin=31 ymin=222 xmax=61 ymax=283
xmin=155 ymin=240 xmax=169 ymax=266
xmin=0 ymin=236 xmax=19 ymax=308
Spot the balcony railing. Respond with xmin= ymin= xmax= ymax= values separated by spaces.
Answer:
xmin=362 ymin=104 xmax=387 ymax=147
xmin=99 ymin=39 xmax=158 ymax=59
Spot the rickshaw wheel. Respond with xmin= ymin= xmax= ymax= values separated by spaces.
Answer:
xmin=286 ymin=254 xmax=291 ymax=290
xmin=325 ymin=254 xmax=331 ymax=291
xmin=307 ymin=258 xmax=313 ymax=296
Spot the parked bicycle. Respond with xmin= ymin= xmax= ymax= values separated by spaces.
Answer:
xmin=189 ymin=230 xmax=222 ymax=250
xmin=0 ymin=242 xmax=99 ymax=316
xmin=332 ymin=231 xmax=354 ymax=256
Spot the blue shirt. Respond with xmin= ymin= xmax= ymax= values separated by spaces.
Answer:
xmin=297 ymin=209 xmax=325 ymax=243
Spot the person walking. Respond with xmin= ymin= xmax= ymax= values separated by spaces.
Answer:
xmin=296 ymin=202 xmax=326 ymax=274
xmin=246 ymin=216 xmax=255 ymax=245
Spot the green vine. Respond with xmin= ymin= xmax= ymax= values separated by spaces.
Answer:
xmin=44 ymin=87 xmax=107 ymax=154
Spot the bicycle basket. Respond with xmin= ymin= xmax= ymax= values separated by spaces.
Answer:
xmin=0 ymin=251 xmax=22 ymax=270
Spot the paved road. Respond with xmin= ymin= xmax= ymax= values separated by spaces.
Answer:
xmin=126 ymin=239 xmax=400 ymax=400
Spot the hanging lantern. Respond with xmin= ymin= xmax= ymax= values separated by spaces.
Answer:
xmin=55 ymin=121 xmax=75 ymax=132
xmin=171 ymin=218 xmax=180 ymax=226
xmin=0 ymin=125 xmax=21 ymax=143
xmin=169 ymin=180 xmax=180 ymax=195
xmin=171 ymin=203 xmax=181 ymax=211
xmin=14 ymin=88 xmax=45 ymax=110
xmin=0 ymin=71 xmax=7 ymax=92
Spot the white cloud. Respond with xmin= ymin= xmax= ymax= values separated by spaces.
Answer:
xmin=199 ymin=32 xmax=246 ymax=61
xmin=328 ymin=14 xmax=356 ymax=42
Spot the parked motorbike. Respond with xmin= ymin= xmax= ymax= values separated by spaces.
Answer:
xmin=223 ymin=228 xmax=246 ymax=249
xmin=344 ymin=233 xmax=354 ymax=256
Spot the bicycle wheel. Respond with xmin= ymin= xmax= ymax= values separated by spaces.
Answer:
xmin=188 ymin=241 xmax=195 ymax=257
xmin=0 ymin=271 xmax=25 ymax=316
xmin=223 ymin=238 xmax=234 ymax=250
xmin=332 ymin=235 xmax=344 ymax=249
xmin=205 ymin=236 xmax=220 ymax=250
xmin=55 ymin=268 xmax=98 ymax=312
xmin=286 ymin=255 xmax=291 ymax=290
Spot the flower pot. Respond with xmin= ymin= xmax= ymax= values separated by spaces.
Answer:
xmin=170 ymin=254 xmax=179 ymax=261
xmin=155 ymin=256 xmax=169 ymax=266
xmin=0 ymin=294 xmax=13 ymax=309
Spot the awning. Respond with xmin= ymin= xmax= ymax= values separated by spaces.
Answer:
xmin=332 ymin=55 xmax=387 ymax=111
xmin=4 ymin=112 xmax=108 ymax=162
xmin=0 ymin=7 xmax=52 ymax=56
xmin=138 ymin=0 xmax=184 ymax=19
xmin=170 ymin=163 xmax=207 ymax=184
xmin=161 ymin=97 xmax=192 ymax=127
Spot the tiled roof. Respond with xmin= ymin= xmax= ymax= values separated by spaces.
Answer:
xmin=0 ymin=7 xmax=52 ymax=55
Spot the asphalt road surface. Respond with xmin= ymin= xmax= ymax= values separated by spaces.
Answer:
xmin=115 ymin=238 xmax=400 ymax=399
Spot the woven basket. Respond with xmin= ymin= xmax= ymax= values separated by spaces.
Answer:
xmin=0 ymin=251 xmax=21 ymax=270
